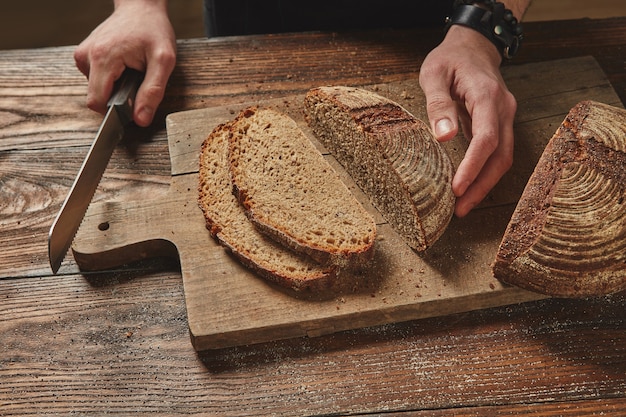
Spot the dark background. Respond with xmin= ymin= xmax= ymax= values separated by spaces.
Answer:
xmin=1 ymin=0 xmax=624 ymax=50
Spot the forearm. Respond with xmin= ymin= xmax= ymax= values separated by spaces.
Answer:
xmin=113 ymin=0 xmax=168 ymax=11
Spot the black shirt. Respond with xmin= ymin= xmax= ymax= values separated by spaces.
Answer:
xmin=204 ymin=0 xmax=453 ymax=37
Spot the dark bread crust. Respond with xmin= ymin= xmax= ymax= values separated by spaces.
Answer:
xmin=493 ymin=101 xmax=626 ymax=297
xmin=304 ymin=86 xmax=455 ymax=252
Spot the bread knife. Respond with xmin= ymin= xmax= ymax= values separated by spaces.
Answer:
xmin=48 ymin=68 xmax=143 ymax=273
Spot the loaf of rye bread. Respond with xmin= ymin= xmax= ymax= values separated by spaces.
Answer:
xmin=198 ymin=121 xmax=336 ymax=292
xmin=493 ymin=101 xmax=626 ymax=297
xmin=228 ymin=107 xmax=377 ymax=268
xmin=304 ymin=86 xmax=455 ymax=251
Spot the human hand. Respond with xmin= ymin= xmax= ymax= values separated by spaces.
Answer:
xmin=419 ymin=25 xmax=517 ymax=217
xmin=74 ymin=0 xmax=177 ymax=127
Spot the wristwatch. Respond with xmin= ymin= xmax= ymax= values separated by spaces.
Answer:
xmin=445 ymin=0 xmax=523 ymax=60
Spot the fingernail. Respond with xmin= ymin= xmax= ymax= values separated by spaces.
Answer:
xmin=137 ymin=106 xmax=154 ymax=126
xmin=454 ymin=199 xmax=473 ymax=218
xmin=435 ymin=118 xmax=453 ymax=138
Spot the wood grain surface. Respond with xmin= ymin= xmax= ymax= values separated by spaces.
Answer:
xmin=73 ymin=56 xmax=617 ymax=351
xmin=1 ymin=18 xmax=626 ymax=416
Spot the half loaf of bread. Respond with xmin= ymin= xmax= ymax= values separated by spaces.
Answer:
xmin=228 ymin=107 xmax=377 ymax=268
xmin=304 ymin=86 xmax=455 ymax=251
xmin=493 ymin=101 xmax=626 ymax=297
xmin=198 ymin=121 xmax=336 ymax=292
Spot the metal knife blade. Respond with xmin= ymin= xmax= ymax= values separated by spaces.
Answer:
xmin=48 ymin=68 xmax=143 ymax=273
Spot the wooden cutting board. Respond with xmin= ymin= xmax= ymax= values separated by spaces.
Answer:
xmin=72 ymin=56 xmax=623 ymax=350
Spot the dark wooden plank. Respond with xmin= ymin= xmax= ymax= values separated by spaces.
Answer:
xmin=0 ymin=47 xmax=98 ymax=151
xmin=378 ymin=398 xmax=626 ymax=416
xmin=1 ymin=17 xmax=626 ymax=416
xmin=1 ymin=19 xmax=625 ymax=152
xmin=517 ymin=18 xmax=626 ymax=105
xmin=161 ymin=29 xmax=442 ymax=114
xmin=0 ymin=138 xmax=172 ymax=278
xmin=0 ymin=272 xmax=624 ymax=414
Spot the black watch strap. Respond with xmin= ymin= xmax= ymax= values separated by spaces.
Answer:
xmin=445 ymin=1 xmax=523 ymax=60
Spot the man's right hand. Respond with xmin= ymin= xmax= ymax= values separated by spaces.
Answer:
xmin=74 ymin=0 xmax=177 ymax=127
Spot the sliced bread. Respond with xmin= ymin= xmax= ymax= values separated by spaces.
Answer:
xmin=304 ymin=86 xmax=455 ymax=251
xmin=198 ymin=121 xmax=336 ymax=292
xmin=228 ymin=107 xmax=377 ymax=268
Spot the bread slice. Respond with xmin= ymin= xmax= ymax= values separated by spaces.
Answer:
xmin=493 ymin=101 xmax=626 ymax=297
xmin=198 ymin=121 xmax=336 ymax=292
xmin=304 ymin=86 xmax=455 ymax=251
xmin=228 ymin=107 xmax=376 ymax=268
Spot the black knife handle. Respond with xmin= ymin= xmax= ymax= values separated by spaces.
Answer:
xmin=107 ymin=68 xmax=144 ymax=125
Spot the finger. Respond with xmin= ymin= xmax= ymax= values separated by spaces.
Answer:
xmin=418 ymin=66 xmax=459 ymax=142
xmin=457 ymin=101 xmax=472 ymax=143
xmin=454 ymin=133 xmax=513 ymax=217
xmin=73 ymin=45 xmax=90 ymax=77
xmin=454 ymin=106 xmax=514 ymax=217
xmin=85 ymin=65 xmax=124 ymax=115
xmin=133 ymin=48 xmax=176 ymax=127
xmin=452 ymin=101 xmax=500 ymax=198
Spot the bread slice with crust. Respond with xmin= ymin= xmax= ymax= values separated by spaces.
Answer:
xmin=304 ymin=86 xmax=455 ymax=251
xmin=198 ymin=121 xmax=336 ymax=292
xmin=228 ymin=107 xmax=377 ymax=268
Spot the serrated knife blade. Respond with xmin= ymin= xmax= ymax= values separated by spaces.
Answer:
xmin=48 ymin=68 xmax=143 ymax=273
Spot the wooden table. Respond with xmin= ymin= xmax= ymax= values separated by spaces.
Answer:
xmin=1 ymin=17 xmax=625 ymax=415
